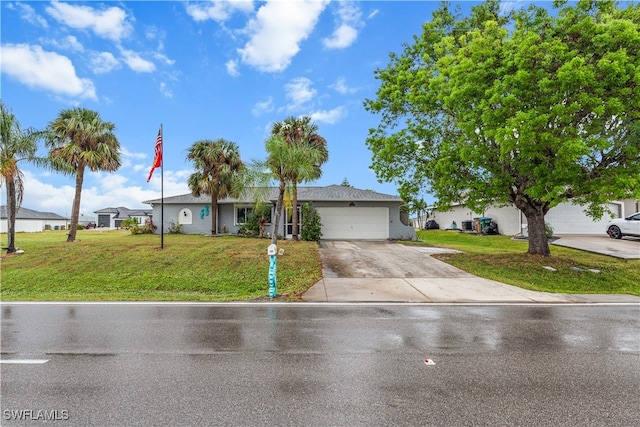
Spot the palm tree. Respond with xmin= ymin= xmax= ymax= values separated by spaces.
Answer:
xmin=0 ymin=101 xmax=40 ymax=253
xmin=264 ymin=136 xmax=322 ymax=244
xmin=270 ymin=116 xmax=328 ymax=240
xmin=186 ymin=139 xmax=243 ymax=235
xmin=46 ymin=108 xmax=121 ymax=242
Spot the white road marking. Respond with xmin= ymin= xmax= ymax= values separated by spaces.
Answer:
xmin=1 ymin=359 xmax=49 ymax=364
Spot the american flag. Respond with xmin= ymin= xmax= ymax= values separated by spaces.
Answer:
xmin=147 ymin=126 xmax=162 ymax=182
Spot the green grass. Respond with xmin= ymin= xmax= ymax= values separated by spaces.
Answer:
xmin=1 ymin=230 xmax=322 ymax=301
xmin=2 ymin=230 xmax=638 ymax=301
xmin=413 ymin=230 xmax=640 ymax=296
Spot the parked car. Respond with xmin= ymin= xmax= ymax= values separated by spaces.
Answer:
xmin=606 ymin=212 xmax=640 ymax=239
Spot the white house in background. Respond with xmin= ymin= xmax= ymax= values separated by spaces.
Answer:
xmin=144 ymin=185 xmax=416 ymax=240
xmin=0 ymin=206 xmax=69 ymax=232
xmin=426 ymin=199 xmax=640 ymax=236
xmin=94 ymin=207 xmax=153 ymax=228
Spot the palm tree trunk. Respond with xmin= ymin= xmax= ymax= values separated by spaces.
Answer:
xmin=271 ymin=178 xmax=286 ymax=245
xmin=211 ymin=193 xmax=218 ymax=235
xmin=67 ymin=164 xmax=84 ymax=242
xmin=6 ymin=177 xmax=17 ymax=253
xmin=291 ymin=179 xmax=299 ymax=241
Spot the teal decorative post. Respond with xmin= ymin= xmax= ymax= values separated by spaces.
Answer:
xmin=267 ymin=244 xmax=277 ymax=298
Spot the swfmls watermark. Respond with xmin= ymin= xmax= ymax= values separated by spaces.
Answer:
xmin=3 ymin=409 xmax=69 ymax=422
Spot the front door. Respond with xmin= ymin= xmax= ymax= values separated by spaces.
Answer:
xmin=285 ymin=206 xmax=301 ymax=237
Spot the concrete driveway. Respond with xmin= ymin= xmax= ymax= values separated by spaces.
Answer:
xmin=302 ymin=241 xmax=578 ymax=303
xmin=551 ymin=234 xmax=640 ymax=259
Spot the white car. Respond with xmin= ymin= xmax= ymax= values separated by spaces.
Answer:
xmin=606 ymin=212 xmax=640 ymax=239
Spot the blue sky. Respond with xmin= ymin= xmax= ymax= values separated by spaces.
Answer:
xmin=1 ymin=0 xmax=499 ymax=217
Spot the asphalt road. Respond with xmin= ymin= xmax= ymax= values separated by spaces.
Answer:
xmin=1 ymin=303 xmax=639 ymax=426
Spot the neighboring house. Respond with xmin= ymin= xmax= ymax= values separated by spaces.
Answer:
xmin=144 ymin=185 xmax=416 ymax=240
xmin=94 ymin=207 xmax=153 ymax=229
xmin=0 ymin=206 xmax=69 ymax=232
xmin=78 ymin=214 xmax=98 ymax=227
xmin=425 ymin=199 xmax=640 ymax=236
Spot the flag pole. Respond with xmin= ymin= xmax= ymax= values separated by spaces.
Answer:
xmin=160 ymin=124 xmax=164 ymax=250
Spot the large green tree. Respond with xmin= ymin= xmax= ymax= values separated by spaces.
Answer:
xmin=46 ymin=108 xmax=121 ymax=242
xmin=186 ymin=139 xmax=243 ymax=235
xmin=0 ymin=101 xmax=40 ymax=252
xmin=365 ymin=0 xmax=640 ymax=256
xmin=271 ymin=116 xmax=328 ymax=241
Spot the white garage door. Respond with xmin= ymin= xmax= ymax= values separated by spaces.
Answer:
xmin=316 ymin=207 xmax=389 ymax=239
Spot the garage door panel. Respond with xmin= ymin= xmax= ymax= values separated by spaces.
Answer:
xmin=317 ymin=207 xmax=389 ymax=239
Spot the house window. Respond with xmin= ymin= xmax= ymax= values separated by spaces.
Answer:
xmin=236 ymin=207 xmax=253 ymax=224
xmin=236 ymin=206 xmax=272 ymax=224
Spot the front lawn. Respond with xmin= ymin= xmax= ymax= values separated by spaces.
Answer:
xmin=0 ymin=230 xmax=322 ymax=301
xmin=414 ymin=230 xmax=640 ymax=296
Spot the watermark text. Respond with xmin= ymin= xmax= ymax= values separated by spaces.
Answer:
xmin=3 ymin=409 xmax=69 ymax=422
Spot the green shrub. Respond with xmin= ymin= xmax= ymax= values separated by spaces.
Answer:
xmin=545 ymin=222 xmax=554 ymax=238
xmin=301 ymin=203 xmax=322 ymax=241
xmin=238 ymin=202 xmax=271 ymax=238
xmin=167 ymin=221 xmax=182 ymax=234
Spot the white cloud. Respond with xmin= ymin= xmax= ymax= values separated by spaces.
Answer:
xmin=153 ymin=52 xmax=175 ymax=66
xmin=185 ymin=0 xmax=254 ymax=22
xmin=20 ymin=169 xmax=191 ymax=217
xmin=47 ymin=35 xmax=85 ymax=52
xmin=323 ymin=24 xmax=357 ymax=49
xmin=0 ymin=43 xmax=96 ymax=100
xmin=284 ymin=77 xmax=316 ymax=110
xmin=160 ymin=82 xmax=173 ymax=99
xmin=46 ymin=1 xmax=133 ymax=42
xmin=226 ymin=59 xmax=240 ymax=77
xmin=90 ymin=51 xmax=120 ymax=74
xmin=62 ymin=35 xmax=84 ymax=52
xmin=323 ymin=1 xmax=362 ymax=49
xmin=238 ymin=0 xmax=330 ymax=72
xmin=310 ymin=106 xmax=346 ymax=125
xmin=9 ymin=2 xmax=49 ymax=28
xmin=330 ymin=77 xmax=357 ymax=94
xmin=500 ymin=1 xmax=528 ymax=15
xmin=119 ymin=48 xmax=155 ymax=73
xmin=252 ymin=97 xmax=274 ymax=116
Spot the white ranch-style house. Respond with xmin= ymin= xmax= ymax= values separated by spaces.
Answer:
xmin=0 ymin=206 xmax=69 ymax=232
xmin=425 ymin=199 xmax=640 ymax=236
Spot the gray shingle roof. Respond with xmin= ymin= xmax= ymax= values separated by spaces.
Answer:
xmin=94 ymin=207 xmax=152 ymax=217
xmin=143 ymin=185 xmax=402 ymax=205
xmin=0 ymin=206 xmax=69 ymax=220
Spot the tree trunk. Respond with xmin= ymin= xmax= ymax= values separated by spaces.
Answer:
xmin=520 ymin=204 xmax=551 ymax=256
xmin=67 ymin=164 xmax=84 ymax=242
xmin=6 ymin=177 xmax=17 ymax=253
xmin=211 ymin=193 xmax=218 ymax=235
xmin=271 ymin=179 xmax=286 ymax=245
xmin=291 ymin=180 xmax=299 ymax=241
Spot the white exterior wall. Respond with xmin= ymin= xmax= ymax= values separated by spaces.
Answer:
xmin=1 ymin=219 xmax=67 ymax=233
xmin=429 ymin=205 xmax=522 ymax=236
xmin=429 ymin=201 xmax=627 ymax=236
xmin=546 ymin=202 xmax=619 ymax=235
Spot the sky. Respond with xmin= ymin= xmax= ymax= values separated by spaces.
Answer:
xmin=1 ymin=0 xmax=505 ymax=217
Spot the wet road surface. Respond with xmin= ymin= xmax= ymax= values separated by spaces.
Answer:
xmin=1 ymin=303 xmax=639 ymax=426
